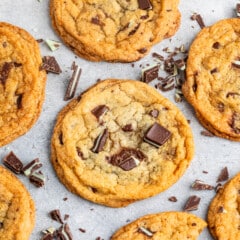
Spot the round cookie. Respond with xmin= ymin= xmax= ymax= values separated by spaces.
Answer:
xmin=50 ymin=0 xmax=181 ymax=62
xmin=208 ymin=172 xmax=240 ymax=240
xmin=111 ymin=212 xmax=207 ymax=239
xmin=0 ymin=166 xmax=35 ymax=239
xmin=51 ymin=79 xmax=194 ymax=207
xmin=182 ymin=19 xmax=240 ymax=141
xmin=0 ymin=22 xmax=46 ymax=146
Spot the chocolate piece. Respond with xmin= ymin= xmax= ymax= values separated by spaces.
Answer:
xmin=174 ymin=93 xmax=182 ymax=103
xmin=2 ymin=42 xmax=7 ymax=48
xmin=215 ymin=183 xmax=223 ymax=193
xmin=191 ymin=180 xmax=214 ymax=190
xmin=0 ymin=62 xmax=14 ymax=84
xmin=36 ymin=38 xmax=44 ymax=43
xmin=91 ymin=105 xmax=109 ymax=121
xmin=183 ymin=195 xmax=201 ymax=211
xmin=175 ymin=59 xmax=186 ymax=70
xmin=122 ymin=124 xmax=133 ymax=132
xmin=152 ymin=52 xmax=164 ymax=61
xmin=64 ymin=214 xmax=69 ymax=221
xmin=210 ymin=68 xmax=218 ymax=74
xmin=29 ymin=171 xmax=45 ymax=187
xmin=41 ymin=56 xmax=62 ymax=74
xmin=91 ymin=16 xmax=104 ymax=26
xmin=236 ymin=3 xmax=240 ymax=17
xmin=16 ymin=94 xmax=23 ymax=109
xmin=63 ymin=197 xmax=68 ymax=201
xmin=138 ymin=0 xmax=152 ymax=10
xmin=142 ymin=65 xmax=159 ymax=83
xmin=144 ymin=123 xmax=171 ymax=148
xmin=138 ymin=226 xmax=154 ymax=237
xmin=91 ymin=129 xmax=108 ymax=153
xmin=128 ymin=24 xmax=140 ymax=36
xmin=230 ymin=112 xmax=240 ymax=134
xmin=57 ymin=223 xmax=73 ymax=240
xmin=13 ymin=62 xmax=22 ymax=68
xmin=212 ymin=42 xmax=220 ymax=49
xmin=3 ymin=151 xmax=23 ymax=174
xmin=41 ymin=233 xmax=54 ymax=240
xmin=149 ymin=109 xmax=159 ymax=118
xmin=138 ymin=48 xmax=147 ymax=54
xmin=191 ymin=13 xmax=205 ymax=29
xmin=202 ymin=170 xmax=208 ymax=174
xmin=64 ymin=65 xmax=82 ymax=101
xmin=216 ymin=167 xmax=229 ymax=182
xmin=45 ymin=39 xmax=61 ymax=51
xmin=79 ymin=228 xmax=86 ymax=233
xmin=200 ymin=130 xmax=214 ymax=137
xmin=59 ymin=133 xmax=63 ymax=145
xmin=168 ymin=196 xmax=178 ymax=202
xmin=50 ymin=209 xmax=64 ymax=224
xmin=76 ymin=147 xmax=85 ymax=160
xmin=22 ymin=158 xmax=42 ymax=176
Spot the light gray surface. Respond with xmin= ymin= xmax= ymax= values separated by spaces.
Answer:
xmin=0 ymin=1 xmax=239 ymax=239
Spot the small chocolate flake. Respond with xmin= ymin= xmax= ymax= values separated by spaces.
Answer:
xmin=40 ymin=56 xmax=62 ymax=74
xmin=149 ymin=109 xmax=159 ymax=118
xmin=16 ymin=94 xmax=23 ymax=109
xmin=183 ymin=195 xmax=201 ymax=211
xmin=215 ymin=183 xmax=223 ymax=193
xmin=210 ymin=68 xmax=218 ymax=74
xmin=3 ymin=151 xmax=23 ymax=174
xmin=50 ymin=209 xmax=64 ymax=224
xmin=128 ymin=24 xmax=140 ymax=36
xmin=152 ymin=52 xmax=164 ymax=61
xmin=138 ymin=226 xmax=153 ymax=237
xmin=192 ymin=223 xmax=197 ymax=226
xmin=212 ymin=42 xmax=220 ymax=49
xmin=144 ymin=123 xmax=171 ymax=148
xmin=0 ymin=62 xmax=14 ymax=84
xmin=200 ymin=130 xmax=214 ymax=137
xmin=122 ymin=124 xmax=133 ymax=132
xmin=63 ymin=197 xmax=68 ymax=201
xmin=36 ymin=38 xmax=44 ymax=43
xmin=91 ymin=129 xmax=108 ymax=153
xmin=22 ymin=158 xmax=42 ymax=176
xmin=168 ymin=196 xmax=178 ymax=202
xmin=137 ymin=0 xmax=152 ymax=10
xmin=216 ymin=167 xmax=229 ymax=182
xmin=91 ymin=105 xmax=109 ymax=122
xmin=64 ymin=214 xmax=69 ymax=221
xmin=29 ymin=171 xmax=45 ymax=187
xmin=76 ymin=147 xmax=85 ymax=160
xmin=140 ymin=15 xmax=149 ymax=19
xmin=142 ymin=65 xmax=159 ymax=83
xmin=236 ymin=4 xmax=240 ymax=17
xmin=191 ymin=13 xmax=205 ymax=29
xmin=175 ymin=59 xmax=186 ymax=71
xmin=57 ymin=223 xmax=73 ymax=240
xmin=191 ymin=180 xmax=214 ymax=190
xmin=138 ymin=48 xmax=147 ymax=54
xmin=79 ymin=228 xmax=86 ymax=233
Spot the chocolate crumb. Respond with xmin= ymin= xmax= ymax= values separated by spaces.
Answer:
xmin=168 ymin=196 xmax=178 ymax=202
xmin=200 ymin=130 xmax=214 ymax=137
xmin=79 ymin=228 xmax=86 ymax=233
xmin=50 ymin=210 xmax=64 ymax=224
xmin=3 ymin=151 xmax=23 ymax=174
xmin=202 ymin=170 xmax=208 ymax=174
xmin=2 ymin=42 xmax=7 ymax=48
xmin=63 ymin=197 xmax=68 ymax=201
xmin=36 ymin=38 xmax=44 ymax=43
xmin=183 ymin=195 xmax=201 ymax=211
xmin=216 ymin=167 xmax=229 ymax=182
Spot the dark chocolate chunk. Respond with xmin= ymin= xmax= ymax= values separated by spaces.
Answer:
xmin=13 ymin=62 xmax=22 ymax=68
xmin=191 ymin=180 xmax=214 ymax=190
xmin=40 ymin=56 xmax=62 ymax=74
xmin=79 ymin=228 xmax=86 ymax=233
xmin=212 ymin=42 xmax=220 ymax=49
xmin=22 ymin=158 xmax=42 ymax=177
xmin=236 ymin=3 xmax=240 ymax=17
xmin=183 ymin=195 xmax=201 ymax=211
xmin=200 ymin=130 xmax=214 ymax=137
xmin=142 ymin=65 xmax=159 ymax=83
xmin=216 ymin=167 xmax=229 ymax=182
xmin=226 ymin=92 xmax=240 ymax=98
xmin=140 ymin=15 xmax=149 ymax=19
xmin=138 ymin=48 xmax=147 ymax=54
xmin=91 ymin=129 xmax=108 ymax=153
xmin=122 ymin=124 xmax=133 ymax=132
xmin=50 ymin=209 xmax=64 ymax=224
xmin=91 ymin=105 xmax=109 ymax=121
xmin=138 ymin=0 xmax=152 ymax=10
xmin=0 ymin=222 xmax=3 ymax=228
xmin=63 ymin=197 xmax=68 ymax=201
xmin=210 ymin=68 xmax=218 ymax=74
xmin=16 ymin=94 xmax=23 ymax=109
xmin=138 ymin=226 xmax=154 ymax=237
xmin=144 ymin=123 xmax=171 ymax=148
xmin=191 ymin=13 xmax=205 ymax=29
xmin=64 ymin=65 xmax=82 ymax=101
xmin=29 ymin=171 xmax=45 ymax=187
xmin=59 ymin=133 xmax=63 ymax=145
xmin=168 ymin=196 xmax=178 ymax=202
xmin=0 ymin=62 xmax=14 ymax=85
xmin=3 ymin=151 xmax=23 ymax=174
xmin=57 ymin=223 xmax=73 ymax=240
xmin=128 ymin=24 xmax=140 ymax=36
xmin=229 ymin=112 xmax=240 ymax=134
xmin=149 ymin=109 xmax=159 ymax=118
xmin=152 ymin=52 xmax=164 ymax=61
xmin=91 ymin=16 xmax=104 ymax=26
xmin=76 ymin=147 xmax=85 ymax=160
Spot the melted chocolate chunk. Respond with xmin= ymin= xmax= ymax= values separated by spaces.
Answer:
xmin=216 ymin=167 xmax=229 ymax=182
xmin=50 ymin=210 xmax=64 ymax=224
xmin=40 ymin=56 xmax=62 ymax=74
xmin=0 ymin=62 xmax=14 ymax=84
xmin=142 ymin=65 xmax=159 ymax=83
xmin=210 ymin=68 xmax=218 ymax=74
xmin=212 ymin=42 xmax=220 ymax=49
xmin=91 ymin=129 xmax=108 ymax=153
xmin=122 ymin=124 xmax=133 ymax=132
xmin=144 ymin=123 xmax=171 ymax=148
xmin=138 ymin=0 xmax=152 ymax=10
xmin=128 ymin=24 xmax=140 ymax=36
xmin=16 ymin=94 xmax=23 ymax=109
xmin=183 ymin=195 xmax=201 ymax=211
xmin=149 ymin=109 xmax=159 ymax=118
xmin=91 ymin=105 xmax=109 ymax=121
xmin=76 ymin=147 xmax=85 ymax=160
xmin=3 ymin=151 xmax=23 ymax=174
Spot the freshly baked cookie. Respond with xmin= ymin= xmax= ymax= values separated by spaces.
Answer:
xmin=111 ymin=212 xmax=207 ymax=239
xmin=51 ymin=79 xmax=194 ymax=207
xmin=208 ymin=172 xmax=240 ymax=240
xmin=0 ymin=166 xmax=35 ymax=239
xmin=0 ymin=22 xmax=46 ymax=146
xmin=50 ymin=0 xmax=181 ymax=62
xmin=183 ymin=19 xmax=240 ymax=141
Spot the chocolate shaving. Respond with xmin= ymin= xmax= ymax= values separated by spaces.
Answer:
xmin=40 ymin=56 xmax=62 ymax=74
xmin=128 ymin=24 xmax=140 ymax=36
xmin=0 ymin=62 xmax=14 ymax=84
xmin=191 ymin=180 xmax=214 ymax=190
xmin=149 ymin=109 xmax=159 ymax=118
xmin=57 ymin=223 xmax=73 ymax=240
xmin=91 ymin=105 xmax=109 ymax=122
xmin=91 ymin=129 xmax=108 ymax=153
xmin=200 ymin=130 xmax=214 ymax=137
xmin=79 ymin=228 xmax=86 ymax=233
xmin=138 ymin=0 xmax=152 ymax=10
xmin=22 ymin=158 xmax=42 ymax=177
xmin=191 ymin=13 xmax=205 ymax=29
xmin=122 ymin=124 xmax=133 ymax=132
xmin=216 ymin=167 xmax=229 ymax=182
xmin=168 ymin=196 xmax=178 ymax=202
xmin=50 ymin=209 xmax=64 ymax=224
xmin=183 ymin=195 xmax=201 ymax=211
xmin=142 ymin=65 xmax=159 ymax=83
xmin=3 ymin=151 xmax=23 ymax=174
xmin=152 ymin=52 xmax=164 ymax=61
xmin=29 ymin=171 xmax=45 ymax=187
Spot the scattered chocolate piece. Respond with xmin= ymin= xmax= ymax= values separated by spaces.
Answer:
xmin=183 ymin=195 xmax=201 ymax=211
xmin=144 ymin=123 xmax=171 ymax=148
xmin=128 ymin=24 xmax=140 ymax=36
xmin=22 ymin=158 xmax=42 ymax=176
xmin=202 ymin=170 xmax=208 ymax=174
xmin=168 ymin=196 xmax=178 ymax=202
xmin=137 ymin=0 xmax=152 ymax=10
xmin=191 ymin=180 xmax=214 ymax=190
xmin=236 ymin=3 xmax=240 ymax=17
xmin=95 ymin=237 xmax=101 ymax=240
xmin=63 ymin=197 xmax=68 ymax=201
xmin=216 ymin=167 xmax=229 ymax=182
xmin=41 ymin=233 xmax=54 ymax=240
xmin=79 ymin=228 xmax=86 ymax=233
xmin=64 ymin=214 xmax=70 ymax=221
xmin=149 ymin=109 xmax=159 ymax=118
xmin=138 ymin=226 xmax=154 ymax=237
xmin=57 ymin=223 xmax=73 ymax=240
xmin=3 ymin=151 xmax=23 ymax=174
xmin=64 ymin=64 xmax=82 ymax=101
xmin=152 ymin=52 xmax=164 ymax=61
xmin=215 ymin=183 xmax=223 ymax=193
xmin=91 ymin=129 xmax=108 ymax=153
xmin=232 ymin=60 xmax=240 ymax=69
xmin=142 ymin=64 xmax=159 ymax=83
xmin=212 ymin=42 xmax=220 ymax=49
xmin=40 ymin=56 xmax=62 ymax=74
xmin=50 ymin=209 xmax=64 ymax=224
xmin=45 ymin=39 xmax=61 ymax=51
xmin=230 ymin=112 xmax=240 ymax=134
xmin=91 ymin=105 xmax=109 ymax=122
xmin=0 ymin=62 xmax=14 ymax=84
xmin=36 ymin=38 xmax=44 ymax=43
xmin=29 ymin=171 xmax=45 ymax=187
xmin=200 ymin=130 xmax=214 ymax=137
xmin=191 ymin=13 xmax=205 ymax=29
xmin=122 ymin=124 xmax=133 ymax=132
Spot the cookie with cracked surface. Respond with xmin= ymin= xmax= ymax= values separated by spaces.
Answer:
xmin=50 ymin=0 xmax=181 ymax=62
xmin=208 ymin=172 xmax=240 ymax=240
xmin=51 ymin=79 xmax=194 ymax=207
xmin=111 ymin=212 xmax=207 ymax=239
xmin=0 ymin=166 xmax=35 ymax=239
xmin=0 ymin=22 xmax=46 ymax=146
xmin=182 ymin=19 xmax=240 ymax=141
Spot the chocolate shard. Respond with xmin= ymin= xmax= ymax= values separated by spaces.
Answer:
xmin=152 ymin=52 xmax=164 ymax=61
xmin=41 ymin=233 xmax=54 ymax=240
xmin=64 ymin=65 xmax=82 ymax=101
xmin=79 ymin=228 xmax=86 ymax=233
xmin=128 ymin=24 xmax=140 ymax=36
xmin=91 ymin=129 xmax=108 ymax=153
xmin=183 ymin=195 xmax=201 ymax=211
xmin=216 ymin=167 xmax=229 ymax=182
xmin=22 ymin=158 xmax=42 ymax=177
xmin=200 ymin=130 xmax=214 ymax=137
xmin=191 ymin=13 xmax=205 ymax=29
xmin=149 ymin=109 xmax=159 ymax=118
xmin=40 ymin=56 xmax=62 ymax=74
xmin=122 ymin=124 xmax=133 ymax=132
xmin=3 ymin=151 xmax=23 ymax=174
xmin=142 ymin=65 xmax=159 ymax=83
xmin=168 ymin=196 xmax=178 ymax=202
xmin=144 ymin=123 xmax=171 ymax=148
xmin=191 ymin=180 xmax=214 ymax=190
xmin=137 ymin=0 xmax=152 ymax=10
xmin=57 ymin=223 xmax=73 ymax=240
xmin=29 ymin=171 xmax=45 ymax=187
xmin=0 ymin=62 xmax=14 ymax=85
xmin=91 ymin=105 xmax=109 ymax=121
xmin=50 ymin=209 xmax=64 ymax=224
xmin=138 ymin=226 xmax=154 ymax=237
xmin=236 ymin=3 xmax=240 ymax=17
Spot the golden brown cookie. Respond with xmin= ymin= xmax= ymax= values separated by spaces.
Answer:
xmin=51 ymin=79 xmax=194 ymax=207
xmin=182 ymin=19 xmax=240 ymax=141
xmin=208 ymin=172 xmax=240 ymax=240
xmin=0 ymin=166 xmax=35 ymax=240
xmin=0 ymin=22 xmax=46 ymax=146
xmin=111 ymin=212 xmax=207 ymax=239
xmin=50 ymin=0 xmax=181 ymax=62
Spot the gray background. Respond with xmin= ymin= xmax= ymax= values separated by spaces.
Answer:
xmin=0 ymin=0 xmax=239 ymax=239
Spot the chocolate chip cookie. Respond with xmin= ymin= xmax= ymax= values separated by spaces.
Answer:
xmin=208 ymin=172 xmax=240 ymax=240
xmin=111 ymin=212 xmax=207 ymax=239
xmin=182 ymin=19 xmax=240 ymax=141
xmin=50 ymin=0 xmax=181 ymax=62
xmin=51 ymin=79 xmax=194 ymax=207
xmin=0 ymin=166 xmax=35 ymax=239
xmin=0 ymin=22 xmax=46 ymax=146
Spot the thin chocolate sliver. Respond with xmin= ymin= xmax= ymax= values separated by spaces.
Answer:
xmin=64 ymin=65 xmax=82 ymax=101
xmin=191 ymin=180 xmax=214 ymax=190
xmin=91 ymin=129 xmax=108 ymax=153
xmin=138 ymin=0 xmax=152 ymax=10
xmin=183 ymin=195 xmax=201 ymax=211
xmin=57 ymin=223 xmax=73 ymax=240
xmin=142 ymin=65 xmax=159 ymax=83
xmin=168 ymin=196 xmax=178 ymax=202
xmin=22 ymin=158 xmax=42 ymax=177
xmin=0 ymin=62 xmax=14 ymax=85
xmin=191 ymin=13 xmax=205 ymax=29
xmin=200 ymin=130 xmax=214 ymax=137
xmin=16 ymin=94 xmax=23 ymax=109
xmin=91 ymin=105 xmax=109 ymax=121
xmin=41 ymin=56 xmax=62 ymax=74
xmin=79 ymin=228 xmax=86 ymax=233
xmin=50 ymin=210 xmax=64 ymax=224
xmin=152 ymin=52 xmax=164 ymax=61
xmin=29 ymin=171 xmax=45 ymax=187
xmin=3 ymin=151 xmax=23 ymax=174
xmin=216 ymin=167 xmax=229 ymax=182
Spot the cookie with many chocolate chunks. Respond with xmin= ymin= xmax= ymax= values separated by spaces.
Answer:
xmin=0 ymin=22 xmax=46 ymax=146
xmin=208 ymin=172 xmax=240 ymax=240
xmin=50 ymin=0 xmax=181 ymax=62
xmin=183 ymin=19 xmax=240 ymax=141
xmin=111 ymin=212 xmax=207 ymax=239
xmin=51 ymin=79 xmax=194 ymax=207
xmin=0 ymin=166 xmax=35 ymax=239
